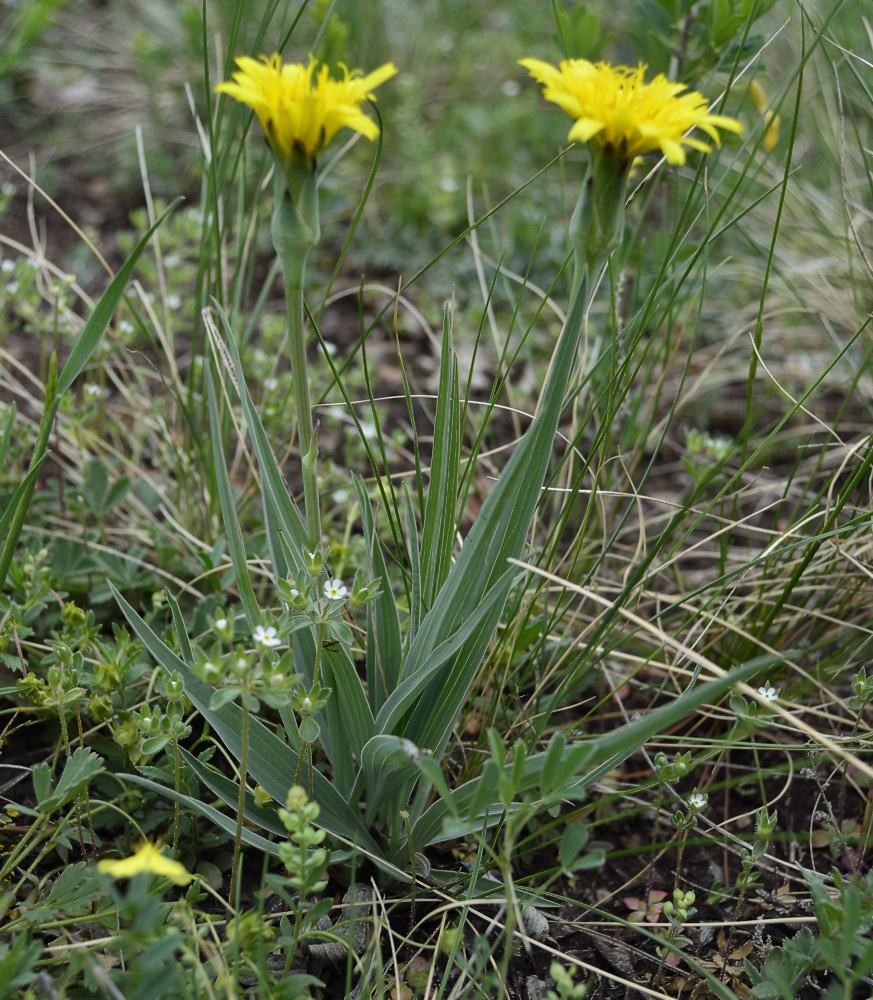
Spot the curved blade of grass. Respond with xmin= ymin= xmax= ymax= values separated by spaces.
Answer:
xmin=165 ymin=591 xmax=194 ymax=665
xmin=0 ymin=459 xmax=45 ymax=542
xmin=110 ymin=582 xmax=382 ymax=855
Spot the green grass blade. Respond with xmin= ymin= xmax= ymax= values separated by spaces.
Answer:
xmin=0 ymin=459 xmax=45 ymax=542
xmin=57 ymin=198 xmax=182 ymax=397
xmin=0 ymin=403 xmax=15 ymax=469
xmin=359 ymin=735 xmax=421 ymax=823
xmin=403 ymin=485 xmax=423 ymax=641
xmin=316 ymin=645 xmax=375 ymax=797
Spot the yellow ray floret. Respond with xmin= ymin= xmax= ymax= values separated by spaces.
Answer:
xmin=520 ymin=58 xmax=742 ymax=165
xmin=215 ymin=54 xmax=397 ymax=167
xmin=98 ymin=841 xmax=193 ymax=886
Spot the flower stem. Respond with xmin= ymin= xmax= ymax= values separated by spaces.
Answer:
xmin=282 ymin=257 xmax=322 ymax=552
xmin=229 ymin=700 xmax=250 ymax=908
xmin=273 ymin=174 xmax=323 ymax=554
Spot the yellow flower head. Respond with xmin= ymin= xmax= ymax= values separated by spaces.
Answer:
xmin=519 ymin=58 xmax=742 ymax=165
xmin=98 ymin=841 xmax=193 ymax=886
xmin=748 ymin=79 xmax=780 ymax=152
xmin=215 ymin=54 xmax=397 ymax=170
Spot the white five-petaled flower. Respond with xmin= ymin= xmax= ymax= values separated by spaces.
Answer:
xmin=253 ymin=625 xmax=281 ymax=648
xmin=757 ymin=682 xmax=778 ymax=703
xmin=323 ymin=579 xmax=347 ymax=601
xmin=687 ymin=791 xmax=708 ymax=813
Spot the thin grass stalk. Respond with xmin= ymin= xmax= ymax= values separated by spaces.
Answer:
xmin=229 ymin=696 xmax=251 ymax=909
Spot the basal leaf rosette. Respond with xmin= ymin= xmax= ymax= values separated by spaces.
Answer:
xmin=519 ymin=58 xmax=742 ymax=167
xmin=215 ymin=54 xmax=397 ymax=179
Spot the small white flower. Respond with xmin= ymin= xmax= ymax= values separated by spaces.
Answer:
xmin=166 ymin=293 xmax=182 ymax=310
xmin=439 ymin=175 xmax=459 ymax=193
xmin=214 ymin=618 xmax=228 ymax=630
xmin=83 ymin=383 xmax=106 ymax=400
xmin=118 ymin=320 xmax=134 ymax=335
xmin=331 ymin=488 xmax=350 ymax=504
xmin=6 ymin=281 xmax=19 ymax=295
xmin=253 ymin=625 xmax=281 ymax=648
xmin=1 ymin=260 xmax=14 ymax=273
xmin=501 ymin=79 xmax=521 ymax=97
xmin=264 ymin=376 xmax=279 ymax=392
xmin=202 ymin=660 xmax=221 ymax=680
xmin=757 ymin=682 xmax=778 ymax=703
xmin=688 ymin=791 xmax=708 ymax=813
xmin=323 ymin=579 xmax=347 ymax=601
xmin=323 ymin=341 xmax=338 ymax=356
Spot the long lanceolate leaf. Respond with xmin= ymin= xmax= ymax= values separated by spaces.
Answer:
xmin=399 ymin=277 xmax=592 ymax=757
xmin=419 ymin=309 xmax=462 ymax=611
xmin=110 ymin=582 xmax=382 ymax=856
